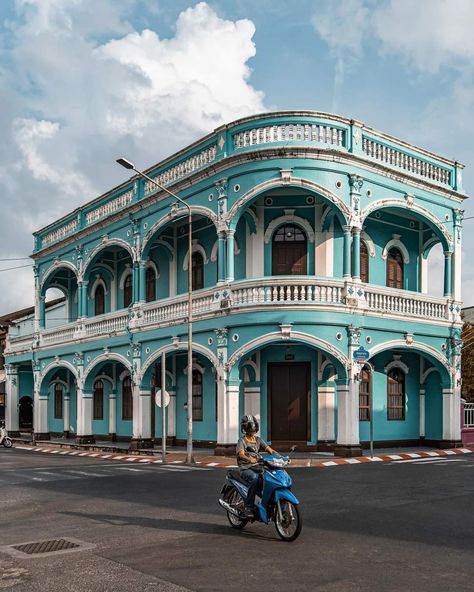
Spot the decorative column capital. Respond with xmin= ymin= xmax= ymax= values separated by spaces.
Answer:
xmin=347 ymin=325 xmax=361 ymax=346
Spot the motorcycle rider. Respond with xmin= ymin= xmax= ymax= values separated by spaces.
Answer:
xmin=236 ymin=415 xmax=278 ymax=517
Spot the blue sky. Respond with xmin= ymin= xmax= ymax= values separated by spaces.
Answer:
xmin=0 ymin=0 xmax=473 ymax=313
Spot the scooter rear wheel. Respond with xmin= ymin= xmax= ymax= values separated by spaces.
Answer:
xmin=226 ymin=488 xmax=248 ymax=530
xmin=3 ymin=438 xmax=13 ymax=448
xmin=274 ymin=500 xmax=302 ymax=541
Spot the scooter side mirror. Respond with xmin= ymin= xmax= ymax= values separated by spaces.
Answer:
xmin=290 ymin=445 xmax=297 ymax=452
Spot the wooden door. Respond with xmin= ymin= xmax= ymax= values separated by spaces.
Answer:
xmin=268 ymin=362 xmax=309 ymax=441
xmin=272 ymin=225 xmax=307 ymax=275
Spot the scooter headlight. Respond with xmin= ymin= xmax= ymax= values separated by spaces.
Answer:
xmin=267 ymin=457 xmax=287 ymax=468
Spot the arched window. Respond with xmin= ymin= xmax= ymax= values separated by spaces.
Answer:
xmin=360 ymin=241 xmax=369 ymax=283
xmin=95 ymin=283 xmax=105 ymax=315
xmin=54 ymin=383 xmax=63 ymax=419
xmin=192 ymin=252 xmax=204 ymax=291
xmin=146 ymin=267 xmax=156 ymax=302
xmin=359 ymin=367 xmax=371 ymax=421
xmin=192 ymin=370 xmax=203 ymax=421
xmin=122 ymin=376 xmax=133 ymax=420
xmin=386 ymin=247 xmax=404 ymax=289
xmin=124 ymin=274 xmax=133 ymax=307
xmin=387 ymin=368 xmax=405 ymax=420
xmin=272 ymin=224 xmax=307 ymax=275
xmin=93 ymin=379 xmax=104 ymax=421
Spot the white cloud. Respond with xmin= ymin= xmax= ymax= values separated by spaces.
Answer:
xmin=0 ymin=1 xmax=265 ymax=314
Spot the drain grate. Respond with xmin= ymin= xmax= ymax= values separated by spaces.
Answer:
xmin=12 ymin=539 xmax=80 ymax=555
xmin=0 ymin=537 xmax=96 ymax=559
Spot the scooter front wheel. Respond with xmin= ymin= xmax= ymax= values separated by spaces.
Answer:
xmin=3 ymin=438 xmax=13 ymax=448
xmin=274 ymin=500 xmax=302 ymax=541
xmin=226 ymin=488 xmax=248 ymax=530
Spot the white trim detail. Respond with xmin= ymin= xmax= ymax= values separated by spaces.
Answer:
xmin=183 ymin=361 xmax=206 ymax=375
xmin=361 ymin=231 xmax=376 ymax=257
xmin=361 ymin=199 xmax=452 ymax=248
xmin=40 ymin=261 xmax=79 ymax=292
xmin=83 ymin=353 xmax=133 ymax=385
xmin=39 ymin=361 xmax=79 ymax=392
xmin=81 ymin=239 xmax=135 ymax=278
xmin=227 ymin=330 xmax=349 ymax=374
xmin=145 ymin=259 xmax=160 ymax=279
xmin=381 ymin=234 xmax=410 ymax=263
xmin=264 ymin=211 xmax=315 ymax=244
xmin=141 ymin=206 xmax=218 ymax=256
xmin=420 ymin=366 xmax=440 ymax=385
xmin=139 ymin=342 xmax=220 ymax=384
xmin=119 ymin=369 xmax=131 ymax=382
xmin=90 ymin=275 xmax=108 ymax=298
xmin=183 ymin=241 xmax=209 ymax=271
xmin=119 ymin=266 xmax=133 ymax=290
xmin=384 ymin=356 xmax=409 ymax=375
xmin=210 ymin=237 xmax=240 ymax=262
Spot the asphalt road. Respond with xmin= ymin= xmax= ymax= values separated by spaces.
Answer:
xmin=1 ymin=448 xmax=474 ymax=592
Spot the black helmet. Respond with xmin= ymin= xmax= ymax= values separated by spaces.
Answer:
xmin=240 ymin=414 xmax=259 ymax=434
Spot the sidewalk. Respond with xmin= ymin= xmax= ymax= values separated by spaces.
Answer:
xmin=12 ymin=434 xmax=474 ymax=468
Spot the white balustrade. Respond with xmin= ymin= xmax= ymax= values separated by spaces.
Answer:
xmin=233 ymin=123 xmax=345 ymax=150
xmin=42 ymin=325 xmax=77 ymax=345
xmin=231 ymin=278 xmax=344 ymax=306
xmin=4 ymin=334 xmax=34 ymax=354
xmin=364 ymin=286 xmax=447 ymax=319
xmin=144 ymin=145 xmax=217 ymax=195
xmin=86 ymin=189 xmax=134 ymax=225
xmin=42 ymin=219 xmax=78 ymax=247
xmin=464 ymin=403 xmax=474 ymax=428
xmin=362 ymin=137 xmax=451 ymax=185
xmin=84 ymin=311 xmax=129 ymax=337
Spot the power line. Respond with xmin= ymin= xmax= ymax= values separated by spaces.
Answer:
xmin=0 ymin=264 xmax=33 ymax=272
xmin=0 ymin=257 xmax=31 ymax=261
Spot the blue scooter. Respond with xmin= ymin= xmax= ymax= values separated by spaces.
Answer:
xmin=218 ymin=448 xmax=302 ymax=541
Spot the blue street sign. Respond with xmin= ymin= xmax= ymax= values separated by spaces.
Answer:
xmin=353 ymin=346 xmax=370 ymax=361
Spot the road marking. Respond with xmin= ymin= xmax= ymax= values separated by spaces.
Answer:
xmin=366 ymin=456 xmax=383 ymax=462
xmin=16 ymin=446 xmax=34 ymax=451
xmin=206 ymin=462 xmax=219 ymax=467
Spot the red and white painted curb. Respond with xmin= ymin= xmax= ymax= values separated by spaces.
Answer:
xmin=317 ymin=447 xmax=474 ymax=467
xmin=13 ymin=445 xmax=474 ymax=468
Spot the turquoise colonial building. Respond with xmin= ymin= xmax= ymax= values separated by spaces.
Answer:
xmin=4 ymin=111 xmax=467 ymax=456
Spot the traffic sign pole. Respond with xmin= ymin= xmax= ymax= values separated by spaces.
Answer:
xmin=161 ymin=352 xmax=166 ymax=463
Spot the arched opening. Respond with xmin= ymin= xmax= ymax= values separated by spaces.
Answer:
xmin=386 ymin=247 xmax=404 ymax=289
xmin=19 ymin=396 xmax=33 ymax=430
xmin=359 ymin=366 xmax=371 ymax=421
xmin=387 ymin=368 xmax=406 ymax=420
xmin=54 ymin=383 xmax=63 ymax=419
xmin=360 ymin=241 xmax=369 ymax=283
xmin=93 ymin=379 xmax=104 ymax=421
xmin=40 ymin=266 xmax=77 ymax=328
xmin=94 ymin=283 xmax=105 ymax=315
xmin=272 ymin=224 xmax=308 ymax=275
xmin=192 ymin=369 xmax=203 ymax=421
xmin=123 ymin=274 xmax=133 ymax=307
xmin=146 ymin=266 xmax=157 ymax=302
xmin=426 ymin=242 xmax=444 ymax=297
xmin=122 ymin=376 xmax=133 ymax=421
xmin=192 ymin=252 xmax=204 ymax=290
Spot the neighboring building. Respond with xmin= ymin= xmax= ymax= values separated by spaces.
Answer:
xmin=462 ymin=306 xmax=474 ymax=324
xmin=0 ymin=299 xmax=65 ymax=428
xmin=3 ymin=111 xmax=467 ymax=455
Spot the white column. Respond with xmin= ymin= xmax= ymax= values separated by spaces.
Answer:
xmin=76 ymin=388 xmax=94 ymax=443
xmin=419 ymin=388 xmax=425 ymax=438
xmin=5 ymin=366 xmax=19 ymax=434
xmin=108 ymin=390 xmax=117 ymax=437
xmin=336 ymin=380 xmax=361 ymax=455
xmin=420 ymin=257 xmax=428 ymax=293
xmin=34 ymin=389 xmax=49 ymax=437
xmin=167 ymin=389 xmax=176 ymax=437
xmin=63 ymin=393 xmax=70 ymax=436
xmin=318 ymin=384 xmax=336 ymax=441
xmin=244 ymin=386 xmax=260 ymax=419
xmin=442 ymin=385 xmax=461 ymax=443
xmin=133 ymin=389 xmax=152 ymax=441
xmin=169 ymin=256 xmax=177 ymax=297
xmin=315 ymin=215 xmax=334 ymax=276
xmin=217 ymin=379 xmax=240 ymax=449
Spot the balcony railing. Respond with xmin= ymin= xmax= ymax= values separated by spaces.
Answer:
xmin=5 ymin=278 xmax=458 ymax=354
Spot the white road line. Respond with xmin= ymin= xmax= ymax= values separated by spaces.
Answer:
xmin=16 ymin=446 xmax=34 ymax=451
xmin=59 ymin=451 xmax=70 ymax=455
xmin=387 ymin=455 xmax=403 ymax=460
xmin=322 ymin=461 xmax=338 ymax=466
xmin=391 ymin=457 xmax=466 ymax=464
xmin=170 ymin=460 xmax=184 ymax=464
xmin=113 ymin=467 xmax=148 ymax=472
xmin=407 ymin=453 xmax=421 ymax=458
xmin=66 ymin=470 xmax=108 ymax=478
xmin=425 ymin=452 xmax=440 ymax=457
xmin=206 ymin=462 xmax=219 ymax=467
xmin=138 ymin=459 xmax=151 ymax=463
xmin=460 ymin=448 xmax=472 ymax=453
xmin=345 ymin=459 xmax=361 ymax=464
xmin=366 ymin=456 xmax=383 ymax=462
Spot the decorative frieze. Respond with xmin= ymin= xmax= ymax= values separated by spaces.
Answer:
xmin=85 ymin=188 xmax=134 ymax=225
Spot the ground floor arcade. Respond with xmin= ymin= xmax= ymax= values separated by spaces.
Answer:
xmin=4 ymin=336 xmax=461 ymax=456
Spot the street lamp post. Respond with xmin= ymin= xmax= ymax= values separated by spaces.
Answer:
xmin=116 ymin=158 xmax=194 ymax=464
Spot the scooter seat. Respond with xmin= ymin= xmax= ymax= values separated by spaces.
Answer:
xmin=227 ymin=469 xmax=248 ymax=484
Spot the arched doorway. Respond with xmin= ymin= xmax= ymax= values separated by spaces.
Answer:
xmin=19 ymin=396 xmax=33 ymax=430
xmin=272 ymin=225 xmax=308 ymax=275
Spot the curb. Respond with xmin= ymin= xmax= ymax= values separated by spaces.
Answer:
xmin=12 ymin=444 xmax=474 ymax=468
